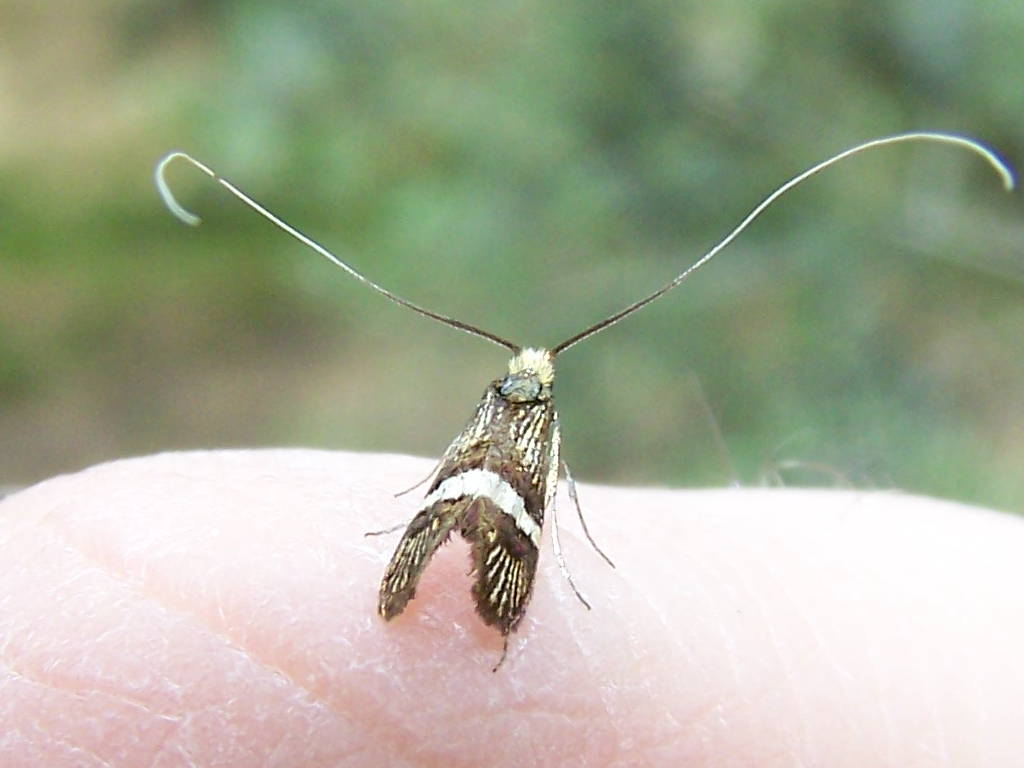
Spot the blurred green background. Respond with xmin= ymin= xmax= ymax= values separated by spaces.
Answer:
xmin=2 ymin=1 xmax=1022 ymax=510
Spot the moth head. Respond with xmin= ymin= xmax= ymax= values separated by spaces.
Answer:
xmin=501 ymin=347 xmax=555 ymax=403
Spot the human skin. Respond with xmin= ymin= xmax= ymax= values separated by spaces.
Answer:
xmin=1 ymin=450 xmax=1022 ymax=767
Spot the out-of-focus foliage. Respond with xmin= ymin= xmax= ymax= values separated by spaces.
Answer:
xmin=2 ymin=0 xmax=1022 ymax=510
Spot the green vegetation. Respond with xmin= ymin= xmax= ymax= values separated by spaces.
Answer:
xmin=2 ymin=1 xmax=1022 ymax=511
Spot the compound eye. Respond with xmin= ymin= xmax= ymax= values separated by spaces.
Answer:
xmin=500 ymin=373 xmax=542 ymax=403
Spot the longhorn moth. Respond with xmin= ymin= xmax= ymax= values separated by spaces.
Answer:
xmin=156 ymin=133 xmax=1013 ymax=662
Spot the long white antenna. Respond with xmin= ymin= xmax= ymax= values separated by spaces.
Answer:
xmin=550 ymin=132 xmax=1015 ymax=355
xmin=158 ymin=134 xmax=1014 ymax=358
xmin=155 ymin=152 xmax=518 ymax=351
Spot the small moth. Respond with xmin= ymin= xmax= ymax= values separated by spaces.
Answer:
xmin=156 ymin=133 xmax=1013 ymax=657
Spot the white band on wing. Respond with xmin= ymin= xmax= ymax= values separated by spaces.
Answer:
xmin=422 ymin=468 xmax=541 ymax=547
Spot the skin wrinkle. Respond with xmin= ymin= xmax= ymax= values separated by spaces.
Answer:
xmin=539 ymin=505 xmax=632 ymax=760
xmin=733 ymin=556 xmax=807 ymax=761
xmin=543 ymin=522 xmax=593 ymax=655
xmin=503 ymin=676 xmax=596 ymax=730
xmin=661 ymin=541 xmax=724 ymax=732
xmin=475 ymin=614 xmax=600 ymax=734
xmin=613 ymin=593 xmax=668 ymax=755
xmin=169 ymin=742 xmax=200 ymax=768
xmin=884 ymin=555 xmax=951 ymax=765
xmin=962 ymin=520 xmax=1022 ymax=762
xmin=1 ymin=662 xmax=180 ymax=727
xmin=632 ymin=533 xmax=734 ymax=759
xmin=676 ymin=696 xmax=727 ymax=757
xmin=747 ymin=532 xmax=864 ymax=760
xmin=2 ymin=576 xmax=186 ymax=728
xmin=0 ymin=688 xmax=133 ymax=768
xmin=906 ymin=610 xmax=951 ymax=765
xmin=836 ymin=536 xmax=899 ymax=764
xmin=619 ymin=514 xmax=697 ymax=738
xmin=586 ymin=499 xmax=703 ymax=761
xmin=479 ymin=619 xmax=614 ymax=762
xmin=867 ymin=617 xmax=900 ymax=767
xmin=384 ymin=706 xmax=533 ymax=767
xmin=35 ymin=513 xmax=345 ymax=730
xmin=711 ymin=559 xmax=746 ymax=697
xmin=351 ymin=692 xmax=431 ymax=768
xmin=748 ymin=525 xmax=884 ymax=765
xmin=24 ymin=729 xmax=117 ymax=768
xmin=666 ymin=508 xmax=845 ymax=764
xmin=6 ymin=490 xmax=384 ymax=768
xmin=960 ymin=647 xmax=987 ymax=766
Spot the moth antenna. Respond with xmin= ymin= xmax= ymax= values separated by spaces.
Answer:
xmin=551 ymin=132 xmax=1016 ymax=356
xmin=155 ymin=152 xmax=518 ymax=352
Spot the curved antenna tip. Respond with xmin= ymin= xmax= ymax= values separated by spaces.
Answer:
xmin=155 ymin=151 xmax=210 ymax=226
xmin=917 ymin=132 xmax=1015 ymax=192
xmin=1000 ymin=163 xmax=1017 ymax=192
xmin=958 ymin=135 xmax=1015 ymax=191
xmin=994 ymin=152 xmax=1017 ymax=191
xmin=864 ymin=132 xmax=1015 ymax=192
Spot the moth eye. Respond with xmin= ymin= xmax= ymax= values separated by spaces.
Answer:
xmin=500 ymin=373 xmax=542 ymax=402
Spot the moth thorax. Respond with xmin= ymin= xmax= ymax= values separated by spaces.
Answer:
xmin=500 ymin=347 xmax=555 ymax=403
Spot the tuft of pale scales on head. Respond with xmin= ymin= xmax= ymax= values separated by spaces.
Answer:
xmin=508 ymin=347 xmax=555 ymax=387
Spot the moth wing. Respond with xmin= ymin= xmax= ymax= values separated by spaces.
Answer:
xmin=378 ymin=503 xmax=459 ymax=621
xmin=469 ymin=498 xmax=539 ymax=635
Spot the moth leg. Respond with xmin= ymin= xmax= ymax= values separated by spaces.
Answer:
xmin=376 ymin=450 xmax=452 ymax=536
xmin=549 ymin=492 xmax=591 ymax=610
xmin=394 ymin=436 xmax=463 ymax=498
xmin=393 ymin=457 xmax=444 ymax=498
xmin=378 ymin=505 xmax=458 ymax=621
xmin=364 ymin=521 xmax=408 ymax=537
xmin=370 ymin=454 xmax=451 ymax=534
xmin=492 ymin=637 xmax=509 ymax=673
xmin=562 ymin=461 xmax=616 ymax=569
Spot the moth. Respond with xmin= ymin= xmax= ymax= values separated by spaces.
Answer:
xmin=156 ymin=132 xmax=1012 ymax=656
